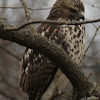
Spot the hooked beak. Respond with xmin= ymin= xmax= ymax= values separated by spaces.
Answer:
xmin=80 ymin=12 xmax=85 ymax=20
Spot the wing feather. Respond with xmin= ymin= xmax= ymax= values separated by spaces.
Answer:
xmin=19 ymin=24 xmax=60 ymax=100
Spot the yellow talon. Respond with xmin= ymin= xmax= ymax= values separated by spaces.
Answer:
xmin=58 ymin=90 xmax=62 ymax=95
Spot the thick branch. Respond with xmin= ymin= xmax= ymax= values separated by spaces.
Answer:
xmin=0 ymin=21 xmax=99 ymax=99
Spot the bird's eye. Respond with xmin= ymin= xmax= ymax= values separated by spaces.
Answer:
xmin=70 ymin=8 xmax=77 ymax=13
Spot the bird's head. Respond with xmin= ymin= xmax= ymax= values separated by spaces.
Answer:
xmin=48 ymin=0 xmax=85 ymax=20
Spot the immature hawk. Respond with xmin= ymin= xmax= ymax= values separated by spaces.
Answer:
xmin=19 ymin=0 xmax=85 ymax=100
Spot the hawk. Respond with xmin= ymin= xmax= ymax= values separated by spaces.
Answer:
xmin=19 ymin=0 xmax=85 ymax=100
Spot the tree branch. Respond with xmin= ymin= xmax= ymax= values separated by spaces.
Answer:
xmin=0 ymin=21 xmax=100 ymax=99
xmin=85 ymin=26 xmax=100 ymax=53
xmin=0 ymin=6 xmax=52 ymax=10
xmin=19 ymin=0 xmax=35 ymax=33
xmin=0 ymin=18 xmax=100 ymax=31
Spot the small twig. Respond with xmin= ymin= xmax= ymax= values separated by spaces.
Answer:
xmin=0 ymin=19 xmax=100 ymax=31
xmin=79 ymin=72 xmax=93 ymax=83
xmin=85 ymin=18 xmax=98 ymax=29
xmin=86 ymin=72 xmax=93 ymax=81
xmin=92 ymin=23 xmax=98 ymax=29
xmin=28 ymin=7 xmax=51 ymax=10
xmin=20 ymin=0 xmax=31 ymax=21
xmin=0 ymin=6 xmax=23 ymax=9
xmin=85 ymin=55 xmax=100 ymax=59
xmin=19 ymin=0 xmax=36 ymax=33
xmin=0 ymin=6 xmax=52 ymax=10
xmin=85 ymin=26 xmax=100 ymax=53
xmin=0 ymin=17 xmax=7 ymax=20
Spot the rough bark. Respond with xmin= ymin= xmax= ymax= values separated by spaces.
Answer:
xmin=0 ymin=21 xmax=100 ymax=100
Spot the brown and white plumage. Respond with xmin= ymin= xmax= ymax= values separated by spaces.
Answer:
xmin=19 ymin=0 xmax=85 ymax=100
